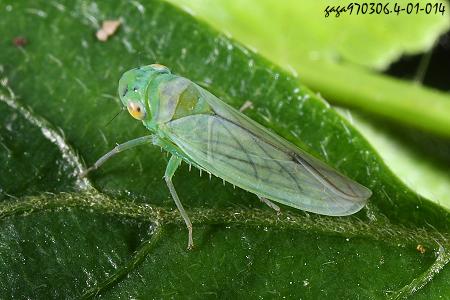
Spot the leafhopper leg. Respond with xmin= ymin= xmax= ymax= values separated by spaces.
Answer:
xmin=81 ymin=135 xmax=154 ymax=177
xmin=165 ymin=155 xmax=194 ymax=250
xmin=258 ymin=196 xmax=281 ymax=214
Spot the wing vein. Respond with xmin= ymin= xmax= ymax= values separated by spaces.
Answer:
xmin=216 ymin=116 xmax=259 ymax=180
xmin=249 ymin=133 xmax=303 ymax=193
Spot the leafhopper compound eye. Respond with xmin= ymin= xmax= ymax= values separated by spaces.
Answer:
xmin=127 ymin=101 xmax=146 ymax=120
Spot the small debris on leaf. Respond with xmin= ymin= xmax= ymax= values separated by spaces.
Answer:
xmin=416 ymin=244 xmax=426 ymax=254
xmin=96 ymin=20 xmax=121 ymax=42
xmin=239 ymin=100 xmax=254 ymax=112
xmin=13 ymin=36 xmax=28 ymax=47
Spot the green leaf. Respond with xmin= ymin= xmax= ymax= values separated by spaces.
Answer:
xmin=0 ymin=0 xmax=448 ymax=298
xmin=166 ymin=0 xmax=450 ymax=138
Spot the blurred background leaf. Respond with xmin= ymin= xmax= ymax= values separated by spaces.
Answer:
xmin=168 ymin=0 xmax=449 ymax=69
xmin=0 ymin=0 xmax=449 ymax=298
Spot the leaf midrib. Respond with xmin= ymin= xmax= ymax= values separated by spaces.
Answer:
xmin=2 ymin=190 xmax=448 ymax=250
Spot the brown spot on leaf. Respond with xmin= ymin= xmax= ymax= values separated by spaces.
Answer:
xmin=13 ymin=36 xmax=28 ymax=47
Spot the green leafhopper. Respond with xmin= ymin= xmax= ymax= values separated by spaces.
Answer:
xmin=83 ymin=64 xmax=372 ymax=249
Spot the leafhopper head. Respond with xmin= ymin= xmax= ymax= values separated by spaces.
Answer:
xmin=118 ymin=64 xmax=171 ymax=121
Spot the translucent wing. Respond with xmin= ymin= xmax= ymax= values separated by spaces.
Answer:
xmin=163 ymin=85 xmax=372 ymax=216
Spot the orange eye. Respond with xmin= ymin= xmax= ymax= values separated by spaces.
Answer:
xmin=127 ymin=101 xmax=146 ymax=120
